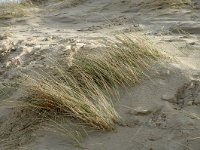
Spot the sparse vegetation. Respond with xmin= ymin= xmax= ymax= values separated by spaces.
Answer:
xmin=18 ymin=35 xmax=161 ymax=129
xmin=0 ymin=3 xmax=31 ymax=19
xmin=19 ymin=68 xmax=120 ymax=130
xmin=0 ymin=0 xmax=44 ymax=20
xmin=70 ymin=36 xmax=161 ymax=93
xmin=0 ymin=35 xmax=163 ymax=148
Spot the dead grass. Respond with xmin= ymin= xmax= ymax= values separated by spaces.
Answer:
xmin=18 ymin=34 xmax=162 ymax=130
xmin=0 ymin=1 xmax=43 ymax=20
xmin=20 ymin=68 xmax=120 ymax=130
xmin=0 ymin=35 xmax=163 ymax=148
xmin=70 ymin=35 xmax=161 ymax=93
xmin=0 ymin=3 xmax=30 ymax=19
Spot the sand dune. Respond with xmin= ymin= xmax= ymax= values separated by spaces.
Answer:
xmin=0 ymin=0 xmax=200 ymax=150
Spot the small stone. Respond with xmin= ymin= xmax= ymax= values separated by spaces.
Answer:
xmin=161 ymin=94 xmax=175 ymax=102
xmin=131 ymin=107 xmax=152 ymax=116
xmin=148 ymin=134 xmax=162 ymax=141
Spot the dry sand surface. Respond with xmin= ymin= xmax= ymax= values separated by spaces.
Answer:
xmin=0 ymin=0 xmax=200 ymax=150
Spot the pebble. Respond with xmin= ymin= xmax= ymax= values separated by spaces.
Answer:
xmin=129 ymin=107 xmax=152 ymax=116
xmin=148 ymin=134 xmax=162 ymax=141
xmin=161 ymin=94 xmax=175 ymax=102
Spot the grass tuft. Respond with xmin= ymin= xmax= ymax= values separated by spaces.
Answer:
xmin=70 ymin=35 xmax=162 ymax=92
xmin=17 ymin=35 xmax=162 ymax=129
xmin=1 ymin=35 xmax=163 ymax=148
xmin=0 ymin=0 xmax=44 ymax=20
xmin=20 ymin=69 xmax=120 ymax=130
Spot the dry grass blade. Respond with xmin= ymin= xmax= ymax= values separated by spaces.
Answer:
xmin=70 ymin=35 xmax=162 ymax=92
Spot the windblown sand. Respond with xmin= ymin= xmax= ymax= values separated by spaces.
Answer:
xmin=0 ymin=0 xmax=200 ymax=149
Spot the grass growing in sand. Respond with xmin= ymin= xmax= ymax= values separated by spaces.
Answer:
xmin=20 ymin=68 xmax=120 ymax=130
xmin=1 ymin=35 xmax=163 ymax=148
xmin=70 ymin=36 xmax=161 ymax=93
xmin=19 ymin=35 xmax=161 ymax=129
xmin=0 ymin=0 xmax=44 ymax=19
xmin=0 ymin=3 xmax=30 ymax=19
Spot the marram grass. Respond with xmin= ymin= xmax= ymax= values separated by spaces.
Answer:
xmin=0 ymin=0 xmax=43 ymax=19
xmin=0 ymin=3 xmax=31 ymax=19
xmin=17 ymin=35 xmax=162 ymax=130
xmin=70 ymin=35 xmax=162 ymax=92
xmin=1 ymin=35 xmax=163 ymax=148
xmin=20 ymin=69 xmax=120 ymax=130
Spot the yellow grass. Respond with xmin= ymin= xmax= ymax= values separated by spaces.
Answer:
xmin=70 ymin=35 xmax=161 ymax=92
xmin=16 ymin=35 xmax=162 ymax=130
xmin=0 ymin=1 xmax=42 ymax=19
xmin=0 ymin=35 xmax=163 ymax=148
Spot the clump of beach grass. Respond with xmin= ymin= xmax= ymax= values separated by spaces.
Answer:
xmin=19 ymin=68 xmax=120 ymax=130
xmin=1 ymin=34 xmax=163 ymax=148
xmin=70 ymin=35 xmax=162 ymax=93
xmin=16 ymin=35 xmax=162 ymax=129
xmin=0 ymin=0 xmax=42 ymax=20
xmin=0 ymin=3 xmax=30 ymax=19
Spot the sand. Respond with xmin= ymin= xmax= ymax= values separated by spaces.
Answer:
xmin=0 ymin=0 xmax=200 ymax=149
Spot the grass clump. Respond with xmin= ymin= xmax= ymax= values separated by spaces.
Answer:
xmin=1 ymin=35 xmax=163 ymax=148
xmin=0 ymin=3 xmax=30 ymax=19
xmin=17 ymin=35 xmax=162 ymax=129
xmin=70 ymin=35 xmax=161 ymax=92
xmin=0 ymin=0 xmax=43 ymax=20
xmin=20 ymin=69 xmax=120 ymax=130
